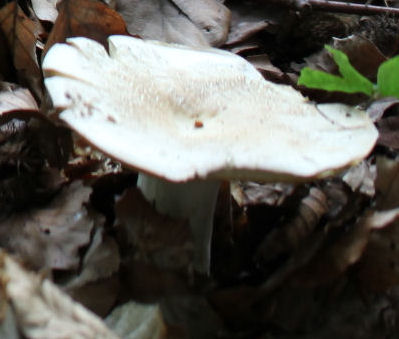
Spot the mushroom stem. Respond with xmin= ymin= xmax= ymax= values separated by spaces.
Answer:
xmin=137 ymin=173 xmax=220 ymax=274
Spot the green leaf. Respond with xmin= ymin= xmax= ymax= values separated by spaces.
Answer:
xmin=377 ymin=55 xmax=399 ymax=99
xmin=298 ymin=45 xmax=374 ymax=96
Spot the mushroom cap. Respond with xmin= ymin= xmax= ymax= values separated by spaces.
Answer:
xmin=43 ymin=36 xmax=378 ymax=182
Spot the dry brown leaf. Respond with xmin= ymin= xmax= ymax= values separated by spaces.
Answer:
xmin=115 ymin=188 xmax=193 ymax=273
xmin=0 ymin=29 xmax=15 ymax=82
xmin=332 ymin=35 xmax=387 ymax=81
xmin=0 ymin=181 xmax=95 ymax=270
xmin=375 ymin=156 xmax=399 ymax=210
xmin=0 ymin=2 xmax=43 ymax=100
xmin=257 ymin=187 xmax=328 ymax=263
xmin=377 ymin=115 xmax=399 ymax=150
xmin=357 ymin=216 xmax=399 ymax=291
xmin=246 ymin=54 xmax=287 ymax=83
xmin=292 ymin=209 xmax=399 ymax=287
xmin=355 ymin=157 xmax=399 ymax=291
xmin=224 ymin=0 xmax=285 ymax=46
xmin=0 ymin=251 xmax=119 ymax=339
xmin=115 ymin=188 xmax=193 ymax=301
xmin=43 ymin=0 xmax=129 ymax=57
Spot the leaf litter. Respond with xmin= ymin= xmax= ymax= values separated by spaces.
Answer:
xmin=1 ymin=0 xmax=399 ymax=338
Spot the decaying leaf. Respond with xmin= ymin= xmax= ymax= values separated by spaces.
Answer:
xmin=63 ymin=227 xmax=120 ymax=316
xmin=0 ymin=181 xmax=95 ymax=270
xmin=333 ymin=35 xmax=387 ymax=81
xmin=0 ymin=2 xmax=43 ymax=100
xmin=355 ymin=157 xmax=399 ymax=291
xmin=31 ymin=0 xmax=59 ymax=23
xmin=43 ymin=0 xmax=129 ymax=57
xmin=367 ymin=97 xmax=399 ymax=122
xmin=231 ymin=181 xmax=295 ymax=207
xmin=257 ymin=187 xmax=328 ymax=263
xmin=342 ymin=159 xmax=376 ymax=196
xmin=105 ymin=301 xmax=166 ymax=339
xmin=115 ymin=188 xmax=193 ymax=272
xmin=377 ymin=114 xmax=399 ymax=150
xmin=0 ymin=83 xmax=38 ymax=115
xmin=0 ymin=251 xmax=119 ymax=339
xmin=224 ymin=0 xmax=286 ymax=46
xmin=293 ymin=209 xmax=399 ymax=286
xmin=116 ymin=0 xmax=230 ymax=47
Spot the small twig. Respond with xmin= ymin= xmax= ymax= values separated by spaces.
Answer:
xmin=270 ymin=0 xmax=399 ymax=16
xmin=309 ymin=0 xmax=399 ymax=16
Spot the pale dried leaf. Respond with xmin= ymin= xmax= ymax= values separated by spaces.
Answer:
xmin=64 ymin=227 xmax=120 ymax=316
xmin=342 ymin=160 xmax=376 ymax=196
xmin=106 ymin=301 xmax=166 ymax=339
xmin=0 ymin=305 xmax=20 ymax=339
xmin=368 ymin=97 xmax=399 ymax=123
xmin=0 ymin=84 xmax=38 ymax=113
xmin=31 ymin=0 xmax=59 ymax=23
xmin=169 ymin=0 xmax=230 ymax=46
xmin=116 ymin=0 xmax=210 ymax=47
xmin=230 ymin=181 xmax=295 ymax=207
xmin=66 ymin=227 xmax=120 ymax=288
xmin=0 ymin=252 xmax=119 ymax=339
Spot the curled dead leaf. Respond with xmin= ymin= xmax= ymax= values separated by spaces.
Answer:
xmin=257 ymin=187 xmax=328 ymax=263
xmin=0 ymin=2 xmax=43 ymax=100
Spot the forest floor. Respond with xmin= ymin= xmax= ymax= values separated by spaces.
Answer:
xmin=1 ymin=0 xmax=399 ymax=338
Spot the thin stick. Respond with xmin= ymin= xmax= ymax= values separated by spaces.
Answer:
xmin=310 ymin=0 xmax=399 ymax=16
xmin=270 ymin=0 xmax=399 ymax=16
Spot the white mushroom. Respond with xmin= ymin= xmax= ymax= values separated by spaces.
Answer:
xmin=42 ymin=36 xmax=378 ymax=273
